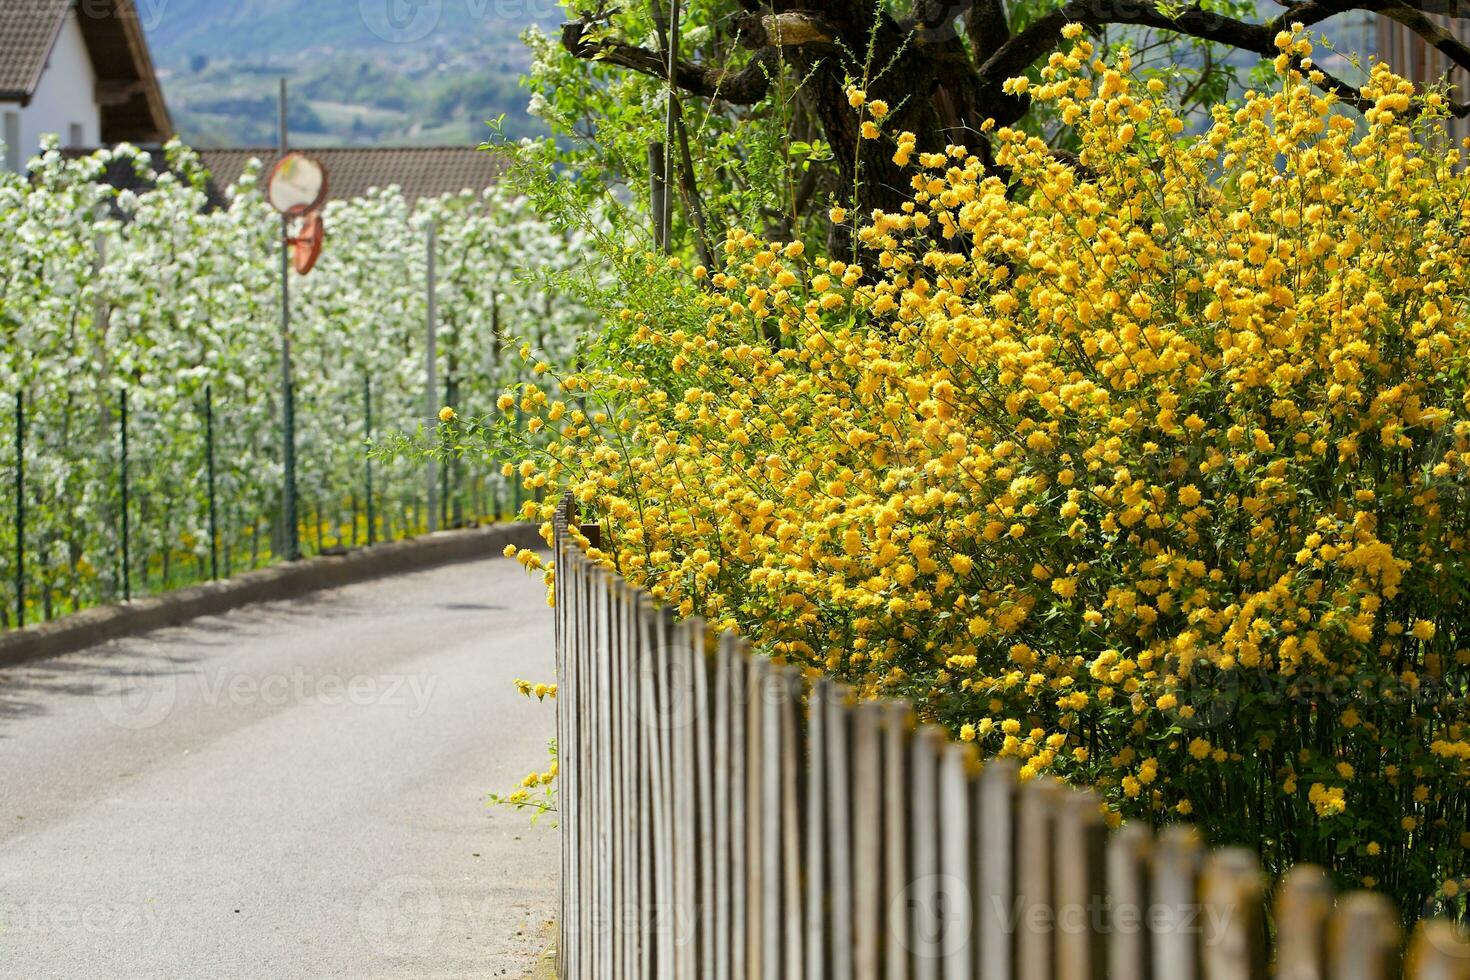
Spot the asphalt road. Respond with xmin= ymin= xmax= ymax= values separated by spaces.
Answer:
xmin=0 ymin=556 xmax=559 ymax=979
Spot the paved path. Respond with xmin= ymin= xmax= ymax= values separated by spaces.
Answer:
xmin=0 ymin=556 xmax=559 ymax=979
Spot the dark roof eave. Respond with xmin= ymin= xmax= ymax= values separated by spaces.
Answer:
xmin=81 ymin=0 xmax=172 ymax=142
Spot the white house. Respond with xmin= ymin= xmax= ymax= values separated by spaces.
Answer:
xmin=0 ymin=0 xmax=170 ymax=172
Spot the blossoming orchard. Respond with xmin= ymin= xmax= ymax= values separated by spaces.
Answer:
xmin=0 ymin=140 xmax=591 ymax=623
xmin=481 ymin=33 xmax=1470 ymax=921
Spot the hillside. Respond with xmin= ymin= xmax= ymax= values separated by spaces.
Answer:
xmin=143 ymin=0 xmax=559 ymax=147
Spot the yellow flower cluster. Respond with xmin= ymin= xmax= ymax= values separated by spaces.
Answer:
xmin=503 ymin=34 xmax=1470 ymax=910
xmin=513 ymin=678 xmax=557 ymax=701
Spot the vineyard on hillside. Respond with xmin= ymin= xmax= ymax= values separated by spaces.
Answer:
xmin=0 ymin=140 xmax=590 ymax=627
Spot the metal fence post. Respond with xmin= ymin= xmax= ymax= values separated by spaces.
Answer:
xmin=364 ymin=373 xmax=375 ymax=546
xmin=278 ymin=77 xmax=300 ymax=563
xmin=119 ymin=388 xmax=131 ymax=602
xmin=425 ymin=221 xmax=439 ymax=533
xmin=205 ymin=384 xmax=218 ymax=580
xmin=13 ymin=391 xmax=24 ymax=627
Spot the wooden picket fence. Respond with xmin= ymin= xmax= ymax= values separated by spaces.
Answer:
xmin=552 ymin=496 xmax=1470 ymax=979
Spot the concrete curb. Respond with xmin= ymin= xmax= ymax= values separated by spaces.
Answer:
xmin=0 ymin=522 xmax=545 ymax=669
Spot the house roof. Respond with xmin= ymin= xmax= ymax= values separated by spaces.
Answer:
xmin=198 ymin=146 xmax=509 ymax=204
xmin=0 ymin=0 xmax=69 ymax=98
xmin=70 ymin=145 xmax=508 ymax=209
xmin=0 ymin=0 xmax=171 ymax=144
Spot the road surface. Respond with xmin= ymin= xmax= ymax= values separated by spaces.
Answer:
xmin=0 ymin=556 xmax=559 ymax=978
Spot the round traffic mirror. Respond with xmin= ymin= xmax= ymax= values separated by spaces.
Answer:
xmin=268 ymin=152 xmax=328 ymax=216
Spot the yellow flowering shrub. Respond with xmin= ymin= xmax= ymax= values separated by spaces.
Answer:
xmin=496 ymin=32 xmax=1470 ymax=912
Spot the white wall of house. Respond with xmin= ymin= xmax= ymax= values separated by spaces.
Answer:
xmin=1 ymin=12 xmax=100 ymax=172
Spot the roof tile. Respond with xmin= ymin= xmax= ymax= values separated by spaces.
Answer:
xmin=201 ymin=146 xmax=508 ymax=204
xmin=65 ymin=145 xmax=507 ymax=208
xmin=0 ymin=0 xmax=69 ymax=97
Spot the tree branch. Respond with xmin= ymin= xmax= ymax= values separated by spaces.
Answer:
xmin=562 ymin=21 xmax=777 ymax=104
xmin=733 ymin=11 xmax=837 ymax=48
xmin=981 ymin=1 xmax=1273 ymax=91
xmin=1268 ymin=0 xmax=1383 ymax=30
xmin=976 ymin=9 xmax=1073 ymax=84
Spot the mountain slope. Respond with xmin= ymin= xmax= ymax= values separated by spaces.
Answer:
xmin=145 ymin=0 xmax=553 ymax=59
xmin=142 ymin=0 xmax=557 ymax=147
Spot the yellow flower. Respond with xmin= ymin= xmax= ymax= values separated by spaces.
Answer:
xmin=846 ymin=87 xmax=865 ymax=107
xmin=868 ymin=99 xmax=889 ymax=119
xmin=525 ymin=46 xmax=1470 ymax=911
xmin=439 ymin=405 xmax=456 ymax=423
xmin=1308 ymin=783 xmax=1346 ymax=818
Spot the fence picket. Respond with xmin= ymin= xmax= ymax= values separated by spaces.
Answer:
xmin=883 ymin=701 xmax=914 ymax=980
xmin=1106 ymin=822 xmax=1153 ymax=980
xmin=1276 ymin=865 xmax=1334 ymax=980
xmin=828 ymin=682 xmax=856 ymax=980
xmin=553 ymin=506 xmax=572 ymax=980
xmin=1199 ymin=848 xmax=1267 ymax=980
xmin=746 ymin=655 xmax=769 ymax=977
xmin=639 ymin=598 xmax=675 ymax=978
xmin=593 ymin=567 xmax=614 ymax=978
xmin=938 ymin=742 xmax=975 ymax=980
xmin=568 ymin=551 xmax=586 ymax=979
xmin=669 ymin=617 xmax=700 ymax=977
xmin=760 ymin=659 xmax=783 ymax=979
xmin=1016 ymin=777 xmax=1064 ymax=980
xmin=635 ymin=591 xmax=656 ymax=980
xmin=806 ymin=677 xmax=829 ymax=979
xmin=779 ymin=666 xmax=805 ymax=978
xmin=712 ymin=634 xmax=737 ymax=980
xmin=910 ymin=726 xmax=946 ymax=980
xmin=851 ymin=701 xmax=883 ymax=980
xmin=693 ymin=625 xmax=716 ymax=980
xmin=1328 ymin=893 xmax=1405 ymax=980
xmin=726 ymin=636 xmax=750 ymax=980
xmin=616 ymin=578 xmax=640 ymax=979
xmin=1407 ymin=921 xmax=1470 ymax=980
xmin=976 ymin=757 xmax=1019 ymax=980
xmin=1152 ymin=825 xmax=1205 ymax=980
xmin=1054 ymin=789 xmax=1107 ymax=980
